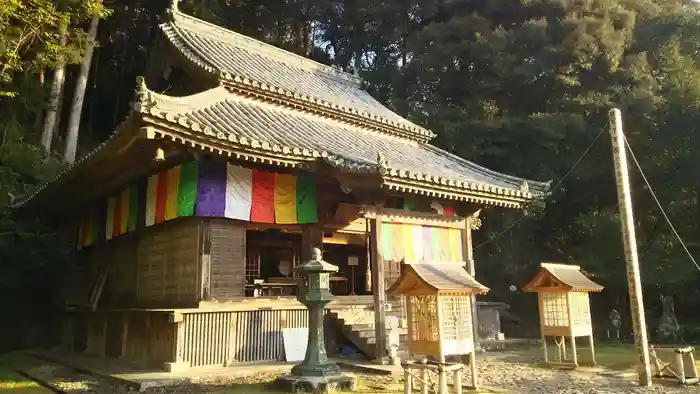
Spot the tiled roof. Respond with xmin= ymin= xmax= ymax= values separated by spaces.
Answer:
xmin=135 ymin=85 xmax=550 ymax=205
xmin=522 ymin=263 xmax=604 ymax=293
xmin=160 ymin=5 xmax=433 ymax=141
xmin=388 ymin=262 xmax=490 ymax=295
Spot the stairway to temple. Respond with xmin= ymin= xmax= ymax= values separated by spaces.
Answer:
xmin=327 ymin=296 xmax=407 ymax=358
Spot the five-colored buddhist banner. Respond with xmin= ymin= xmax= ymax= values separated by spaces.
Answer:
xmin=76 ymin=160 xmax=319 ymax=249
xmin=380 ymin=222 xmax=463 ymax=262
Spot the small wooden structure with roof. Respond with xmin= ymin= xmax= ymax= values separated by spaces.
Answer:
xmin=522 ymin=262 xmax=604 ymax=367
xmin=388 ymin=262 xmax=488 ymax=388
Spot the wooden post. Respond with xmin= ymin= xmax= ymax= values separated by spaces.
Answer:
xmin=608 ymin=108 xmax=652 ymax=386
xmin=454 ymin=367 xmax=463 ymax=394
xmin=404 ymin=367 xmax=413 ymax=394
xmin=438 ymin=365 xmax=447 ymax=394
xmin=589 ymin=335 xmax=596 ymax=366
xmin=406 ymin=296 xmax=414 ymax=360
xmin=420 ymin=359 xmax=429 ymax=394
xmin=463 ymin=217 xmax=479 ymax=388
xmin=566 ymin=293 xmax=578 ymax=366
xmin=436 ymin=297 xmax=445 ymax=363
xmin=539 ymin=295 xmax=548 ymax=364
xmin=370 ymin=217 xmax=387 ymax=363
xmin=199 ymin=220 xmax=212 ymax=301
xmin=164 ymin=312 xmax=189 ymax=372
xmin=119 ymin=312 xmax=129 ymax=359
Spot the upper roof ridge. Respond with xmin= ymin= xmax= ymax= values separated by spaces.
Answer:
xmin=166 ymin=1 xmax=362 ymax=88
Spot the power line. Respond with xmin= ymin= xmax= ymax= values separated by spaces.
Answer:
xmin=622 ymin=134 xmax=700 ymax=273
xmin=474 ymin=126 xmax=606 ymax=250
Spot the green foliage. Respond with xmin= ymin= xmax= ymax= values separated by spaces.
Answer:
xmin=0 ymin=0 xmax=109 ymax=96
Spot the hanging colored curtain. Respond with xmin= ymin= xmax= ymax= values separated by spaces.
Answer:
xmin=77 ymin=161 xmax=321 ymax=248
xmin=164 ymin=166 xmax=181 ymax=221
xmin=177 ymin=161 xmax=198 ymax=217
xmin=411 ymin=225 xmax=424 ymax=261
xmin=105 ymin=195 xmax=117 ymax=240
xmin=251 ymin=169 xmax=275 ymax=223
xmin=77 ymin=207 xmax=100 ymax=249
xmin=390 ymin=223 xmax=405 ymax=261
xmin=274 ymin=173 xmax=297 ymax=224
xmin=224 ymin=164 xmax=253 ymax=221
xmin=402 ymin=224 xmax=415 ymax=261
xmin=144 ymin=163 xmax=201 ymax=225
xmin=381 ymin=222 xmax=393 ymax=260
xmin=448 ymin=228 xmax=463 ymax=261
xmin=195 ymin=160 xmax=227 ymax=218
xmin=422 ymin=226 xmax=434 ymax=261
xmin=296 ymin=173 xmax=318 ymax=224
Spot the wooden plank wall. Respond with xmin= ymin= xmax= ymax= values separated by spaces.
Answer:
xmin=136 ymin=219 xmax=201 ymax=307
xmin=206 ymin=219 xmax=246 ymax=301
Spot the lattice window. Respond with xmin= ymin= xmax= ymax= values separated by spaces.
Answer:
xmin=411 ymin=295 xmax=439 ymax=342
xmin=440 ymin=295 xmax=473 ymax=342
xmin=245 ymin=252 xmax=260 ymax=283
xmin=569 ymin=292 xmax=591 ymax=328
xmin=541 ymin=292 xmax=569 ymax=327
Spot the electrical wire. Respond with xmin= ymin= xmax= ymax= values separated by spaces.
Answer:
xmin=474 ymin=126 xmax=607 ymax=250
xmin=622 ymin=135 xmax=700 ymax=273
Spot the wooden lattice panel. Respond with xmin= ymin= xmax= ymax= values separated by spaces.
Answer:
xmin=411 ymin=295 xmax=439 ymax=342
xmin=541 ymin=292 xmax=569 ymax=327
xmin=569 ymin=292 xmax=592 ymax=334
xmin=440 ymin=295 xmax=473 ymax=342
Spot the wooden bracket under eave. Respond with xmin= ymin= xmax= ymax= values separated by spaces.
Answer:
xmin=140 ymin=126 xmax=158 ymax=140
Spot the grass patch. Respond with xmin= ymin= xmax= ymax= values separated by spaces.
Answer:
xmin=519 ymin=342 xmax=700 ymax=371
xmin=0 ymin=365 xmax=48 ymax=393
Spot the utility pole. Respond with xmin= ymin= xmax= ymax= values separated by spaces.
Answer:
xmin=608 ymin=108 xmax=652 ymax=387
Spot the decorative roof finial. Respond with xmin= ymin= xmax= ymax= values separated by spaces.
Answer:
xmin=376 ymin=152 xmax=389 ymax=169
xmin=134 ymin=76 xmax=148 ymax=103
xmin=311 ymin=247 xmax=322 ymax=261
xmin=519 ymin=181 xmax=530 ymax=195
xmin=133 ymin=76 xmax=156 ymax=111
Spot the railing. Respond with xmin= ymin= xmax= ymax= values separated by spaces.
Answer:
xmin=402 ymin=359 xmax=465 ymax=394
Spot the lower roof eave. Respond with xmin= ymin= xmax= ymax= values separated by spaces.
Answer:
xmin=380 ymin=178 xmax=529 ymax=209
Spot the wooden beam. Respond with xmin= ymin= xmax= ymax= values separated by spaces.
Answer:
xmin=370 ymin=217 xmax=387 ymax=363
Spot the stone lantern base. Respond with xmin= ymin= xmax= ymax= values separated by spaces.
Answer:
xmin=275 ymin=373 xmax=357 ymax=393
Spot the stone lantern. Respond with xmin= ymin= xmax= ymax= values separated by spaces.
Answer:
xmin=277 ymin=248 xmax=356 ymax=393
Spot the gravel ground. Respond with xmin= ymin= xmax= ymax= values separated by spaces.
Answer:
xmin=474 ymin=352 xmax=700 ymax=394
xmin=13 ymin=352 xmax=700 ymax=393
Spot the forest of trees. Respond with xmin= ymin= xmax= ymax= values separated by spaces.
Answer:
xmin=2 ymin=0 xmax=700 ymax=348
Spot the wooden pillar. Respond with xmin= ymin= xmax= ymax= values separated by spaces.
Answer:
xmin=164 ymin=312 xmax=190 ymax=372
xmin=539 ymin=295 xmax=548 ymax=363
xmin=589 ymin=335 xmax=596 ymax=366
xmin=436 ymin=297 xmax=446 ymax=363
xmin=301 ymin=225 xmax=324 ymax=261
xmin=199 ymin=220 xmax=212 ymax=301
xmin=370 ymin=217 xmax=387 ymax=363
xmin=119 ymin=312 xmax=129 ymax=359
xmin=463 ymin=216 xmax=479 ymax=388
xmin=566 ymin=292 xmax=578 ymax=366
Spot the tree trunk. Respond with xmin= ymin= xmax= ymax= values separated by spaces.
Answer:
xmin=63 ymin=14 xmax=100 ymax=164
xmin=40 ymin=22 xmax=68 ymax=154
